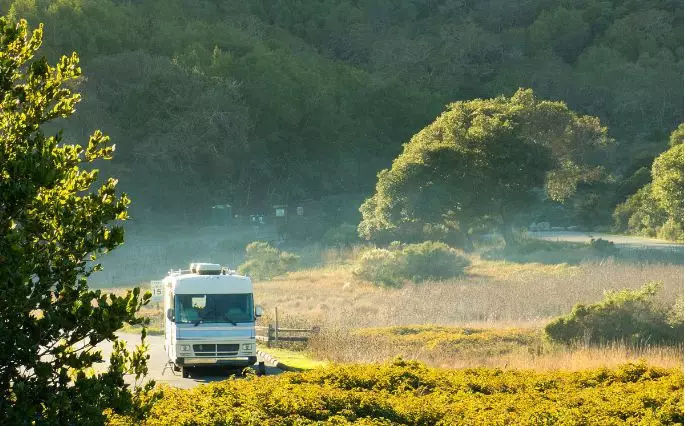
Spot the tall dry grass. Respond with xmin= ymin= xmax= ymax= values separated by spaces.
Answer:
xmin=108 ymin=253 xmax=683 ymax=370
xmin=307 ymin=325 xmax=684 ymax=370
xmin=254 ymin=260 xmax=683 ymax=328
xmin=252 ymin=258 xmax=683 ymax=370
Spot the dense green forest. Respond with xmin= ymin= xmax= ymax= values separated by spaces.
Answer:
xmin=2 ymin=0 xmax=681 ymax=228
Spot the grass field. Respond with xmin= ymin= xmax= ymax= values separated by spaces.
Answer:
xmin=103 ymin=243 xmax=684 ymax=423
xmin=112 ymin=253 xmax=683 ymax=370
xmin=310 ymin=325 xmax=683 ymax=370
xmin=254 ymin=257 xmax=682 ymax=329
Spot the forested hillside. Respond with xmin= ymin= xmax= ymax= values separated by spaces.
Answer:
xmin=3 ymin=0 xmax=681 ymax=225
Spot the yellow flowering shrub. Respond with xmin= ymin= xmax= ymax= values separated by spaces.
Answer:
xmin=112 ymin=359 xmax=683 ymax=425
xmin=356 ymin=325 xmax=542 ymax=356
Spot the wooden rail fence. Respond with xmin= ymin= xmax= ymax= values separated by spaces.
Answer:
xmin=255 ymin=307 xmax=320 ymax=346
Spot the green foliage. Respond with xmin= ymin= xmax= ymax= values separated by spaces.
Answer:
xmin=657 ymin=217 xmax=684 ymax=242
xmin=401 ymin=241 xmax=471 ymax=282
xmin=359 ymin=89 xmax=610 ymax=246
xmin=237 ymin=241 xmax=299 ymax=280
xmin=669 ymin=123 xmax=684 ymax=147
xmin=0 ymin=0 xmax=679 ymax=224
xmin=615 ymin=166 xmax=651 ymax=202
xmin=113 ymin=360 xmax=683 ymax=425
xmin=652 ymin=143 xmax=684 ymax=224
xmin=353 ymin=241 xmax=470 ymax=287
xmin=322 ymin=223 xmax=359 ymax=247
xmin=613 ymin=184 xmax=666 ymax=237
xmin=614 ymin=124 xmax=684 ymax=241
xmin=0 ymin=18 xmax=153 ymax=423
xmin=352 ymin=246 xmax=403 ymax=287
xmin=545 ymin=283 xmax=683 ymax=345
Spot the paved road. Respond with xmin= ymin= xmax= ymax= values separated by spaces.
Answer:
xmin=529 ymin=231 xmax=683 ymax=250
xmin=98 ymin=333 xmax=283 ymax=389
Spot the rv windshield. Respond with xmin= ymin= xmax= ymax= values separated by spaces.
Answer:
xmin=174 ymin=294 xmax=254 ymax=324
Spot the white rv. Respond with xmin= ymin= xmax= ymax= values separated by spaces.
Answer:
xmin=163 ymin=262 xmax=263 ymax=377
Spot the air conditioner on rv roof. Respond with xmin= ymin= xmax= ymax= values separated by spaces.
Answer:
xmin=190 ymin=262 xmax=222 ymax=275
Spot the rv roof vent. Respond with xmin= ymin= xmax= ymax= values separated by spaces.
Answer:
xmin=190 ymin=262 xmax=222 ymax=275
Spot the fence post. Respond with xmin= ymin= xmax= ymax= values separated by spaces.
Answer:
xmin=274 ymin=307 xmax=279 ymax=346
xmin=267 ymin=324 xmax=274 ymax=348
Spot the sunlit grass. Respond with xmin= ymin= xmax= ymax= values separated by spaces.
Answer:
xmin=467 ymin=258 xmax=578 ymax=280
xmin=108 ymin=251 xmax=683 ymax=372
xmin=310 ymin=325 xmax=683 ymax=371
xmin=258 ymin=345 xmax=328 ymax=370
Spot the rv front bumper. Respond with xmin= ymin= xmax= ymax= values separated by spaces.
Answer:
xmin=178 ymin=356 xmax=257 ymax=366
xmin=175 ymin=341 xmax=257 ymax=367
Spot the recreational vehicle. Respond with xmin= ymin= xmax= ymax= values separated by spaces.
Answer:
xmin=163 ymin=263 xmax=263 ymax=377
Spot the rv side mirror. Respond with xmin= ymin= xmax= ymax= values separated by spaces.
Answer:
xmin=254 ymin=305 xmax=264 ymax=318
xmin=166 ymin=308 xmax=175 ymax=321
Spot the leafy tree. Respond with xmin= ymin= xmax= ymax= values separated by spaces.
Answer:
xmin=0 ymin=0 xmax=680 ymax=230
xmin=652 ymin=124 xmax=683 ymax=224
xmin=0 ymin=18 xmax=152 ymax=423
xmin=613 ymin=124 xmax=683 ymax=241
xmin=237 ymin=241 xmax=299 ymax=280
xmin=612 ymin=184 xmax=666 ymax=237
xmin=358 ymin=89 xmax=610 ymax=247
xmin=527 ymin=7 xmax=590 ymax=63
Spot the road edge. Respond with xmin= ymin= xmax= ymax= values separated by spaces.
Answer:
xmin=257 ymin=349 xmax=305 ymax=372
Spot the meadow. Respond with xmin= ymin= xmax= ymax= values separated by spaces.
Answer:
xmin=257 ymin=254 xmax=683 ymax=370
xmin=103 ymin=241 xmax=685 ymax=423
xmin=122 ymin=245 xmax=684 ymax=371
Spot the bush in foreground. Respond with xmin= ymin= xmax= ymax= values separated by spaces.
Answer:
xmin=353 ymin=241 xmax=470 ymax=286
xmin=0 ymin=17 xmax=153 ymax=423
xmin=111 ymin=360 xmax=683 ymax=425
xmin=237 ymin=242 xmax=299 ymax=280
xmin=545 ymin=282 xmax=684 ymax=345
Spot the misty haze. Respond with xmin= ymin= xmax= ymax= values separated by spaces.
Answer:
xmin=1 ymin=1 xmax=683 ymax=424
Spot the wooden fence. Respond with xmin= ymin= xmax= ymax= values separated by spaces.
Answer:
xmin=255 ymin=307 xmax=320 ymax=346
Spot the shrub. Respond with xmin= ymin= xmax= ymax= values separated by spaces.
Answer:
xmin=353 ymin=241 xmax=470 ymax=286
xmin=112 ymin=360 xmax=684 ymax=425
xmin=322 ymin=223 xmax=359 ymax=247
xmin=401 ymin=241 xmax=471 ymax=281
xmin=589 ymin=238 xmax=617 ymax=254
xmin=545 ymin=282 xmax=683 ymax=345
xmin=237 ymin=242 xmax=299 ymax=280
xmin=352 ymin=247 xmax=403 ymax=287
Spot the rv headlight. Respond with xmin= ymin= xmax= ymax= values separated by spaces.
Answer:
xmin=180 ymin=344 xmax=191 ymax=352
xmin=242 ymin=343 xmax=253 ymax=351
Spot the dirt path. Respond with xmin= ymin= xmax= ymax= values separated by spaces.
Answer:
xmin=529 ymin=231 xmax=683 ymax=250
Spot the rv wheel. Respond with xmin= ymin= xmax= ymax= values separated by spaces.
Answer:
xmin=181 ymin=367 xmax=190 ymax=378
